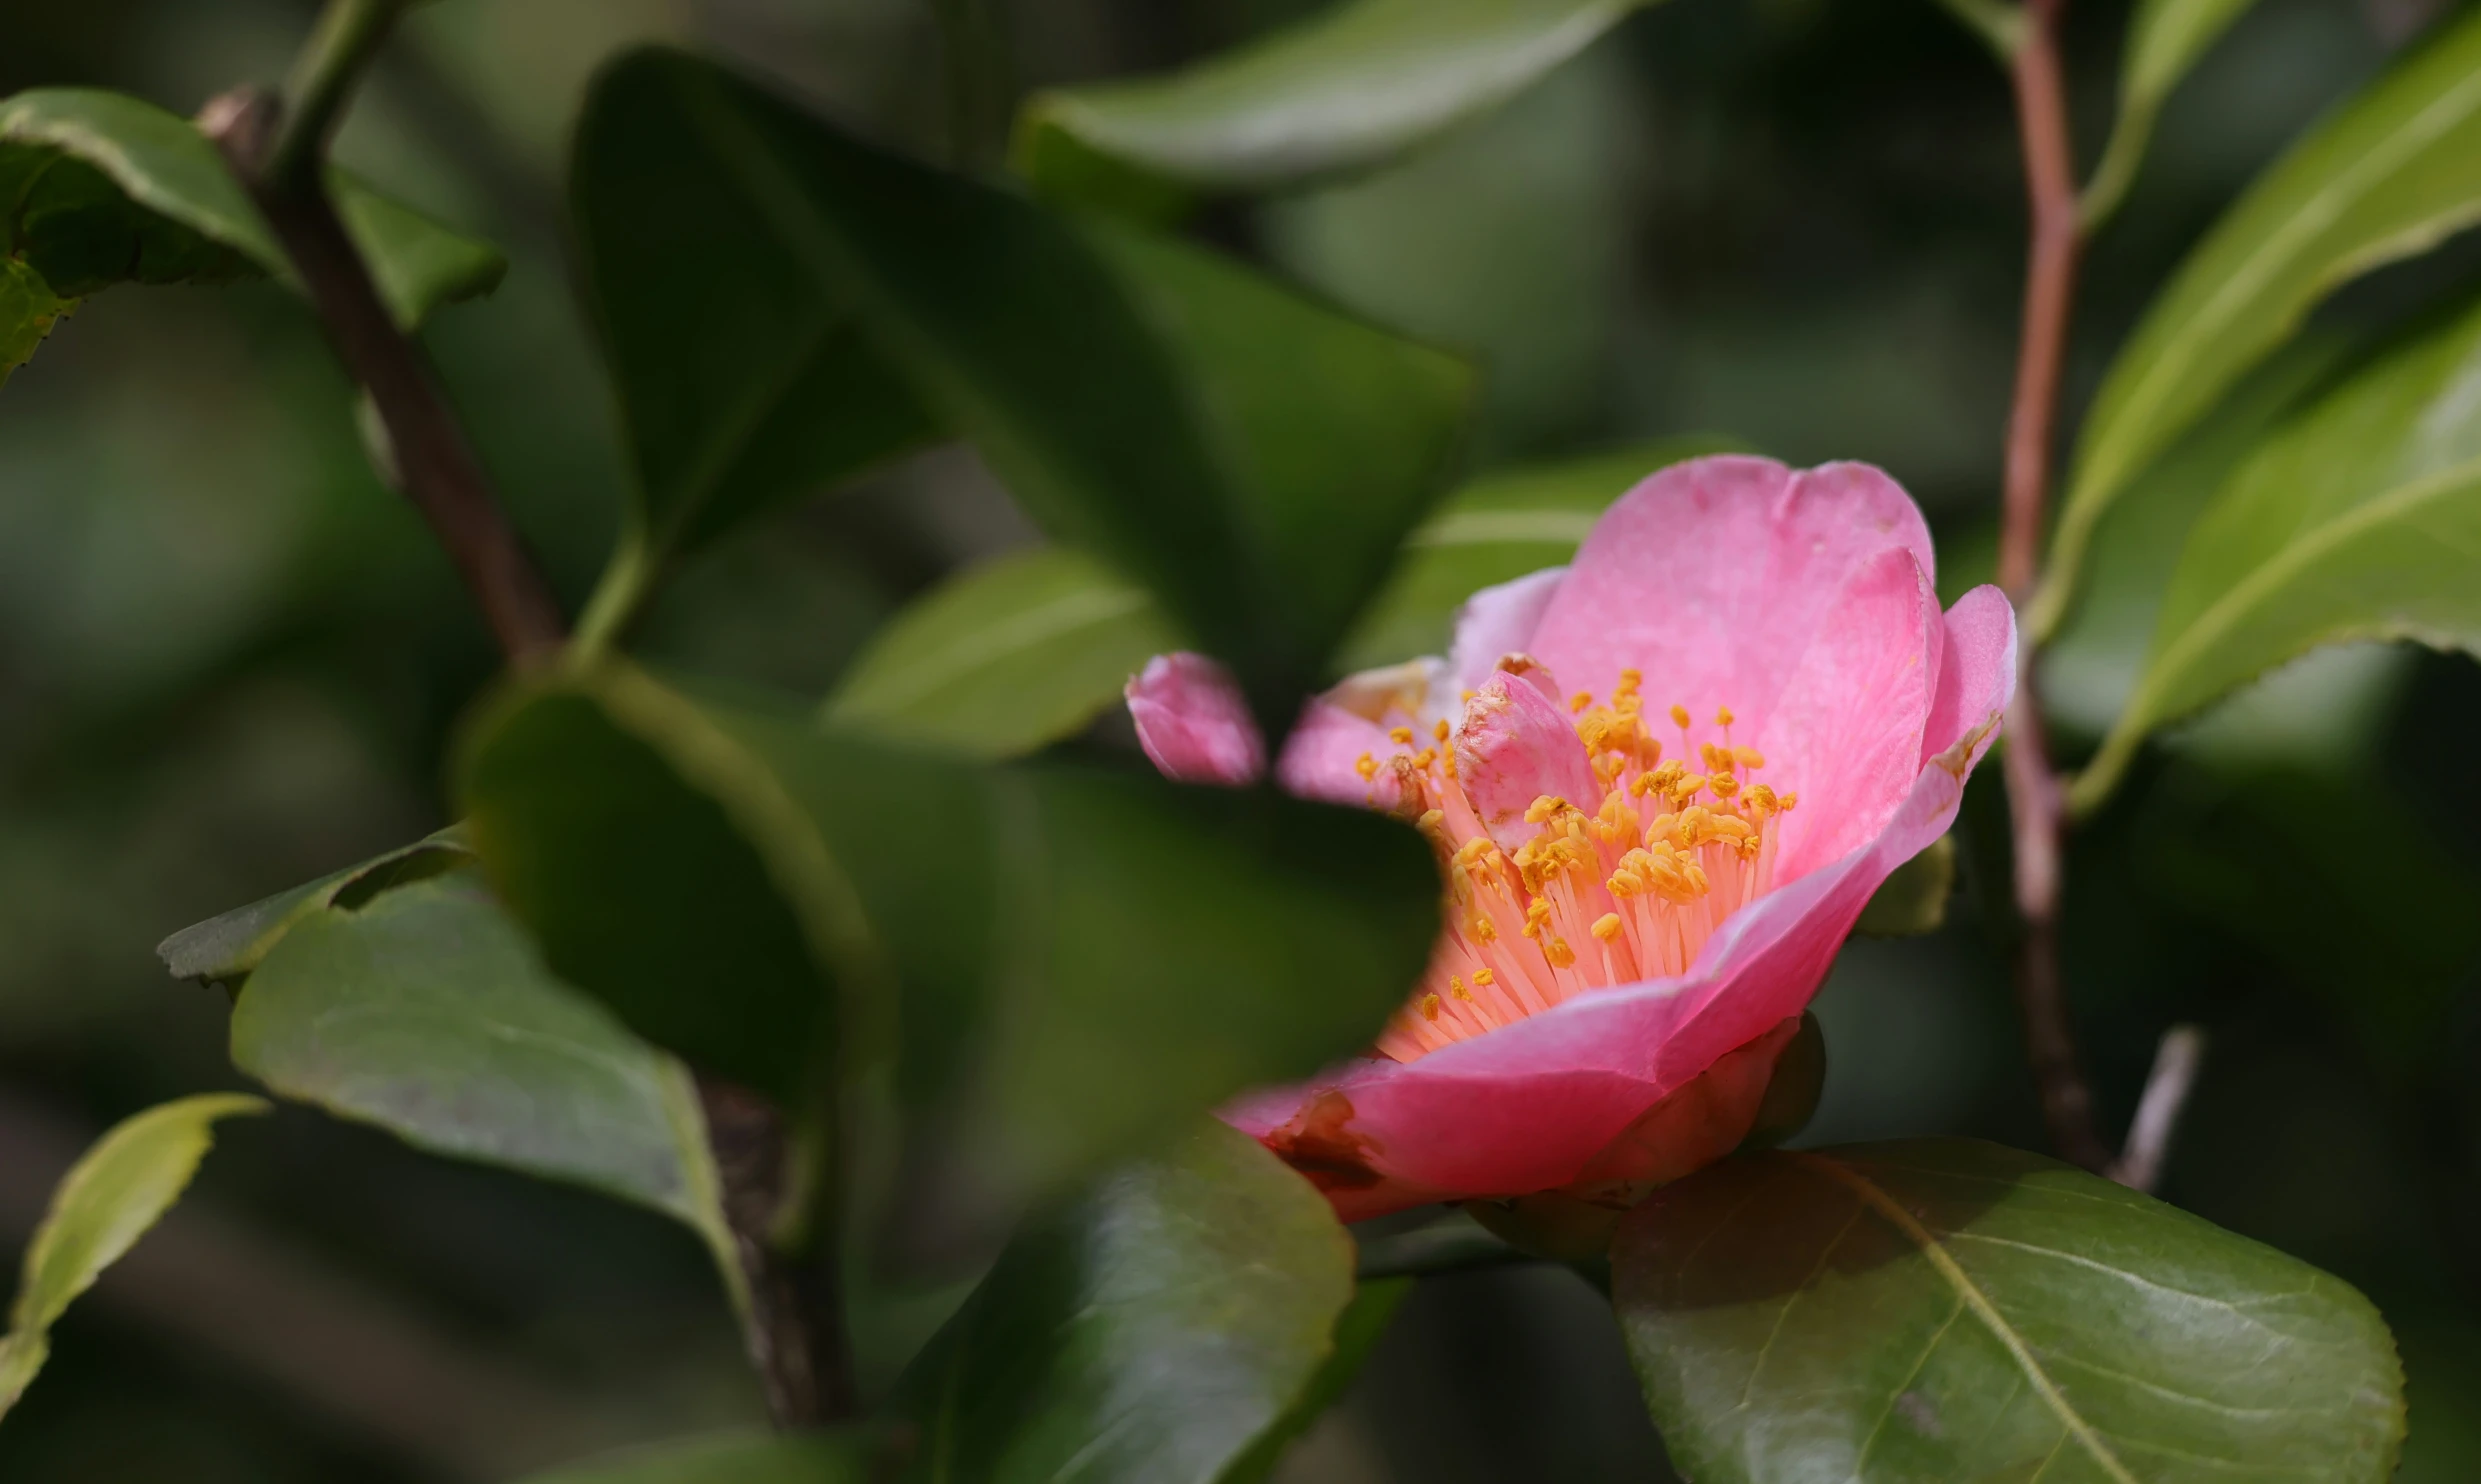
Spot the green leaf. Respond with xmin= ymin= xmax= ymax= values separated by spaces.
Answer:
xmin=1013 ymin=0 xmax=1655 ymax=217
xmin=228 ymin=870 xmax=743 ymax=1312
xmin=1222 ymin=1278 xmax=1410 ymax=1484
xmin=889 ymin=1122 xmax=1359 ymax=1484
xmin=1614 ymin=1139 xmax=2405 ymax=1483
xmin=0 ymin=256 xmax=72 ymax=385
xmin=457 ymin=661 xmax=1437 ymax=1236
xmin=0 ymin=1093 xmax=268 ymax=1419
xmin=1336 ymin=436 xmax=1739 ymax=670
xmin=2035 ymin=6 xmax=2481 ymax=643
xmin=1853 ymin=834 xmax=1956 ymax=938
xmin=822 ymin=546 xmax=1181 ymax=759
xmin=568 ymin=57 xmax=941 ymax=640
xmin=2073 ymin=292 xmax=2481 ymax=813
xmin=513 ymin=1431 xmax=873 ymax=1484
xmin=0 ymin=88 xmax=505 ymax=378
xmin=155 ymin=827 xmax=472 ymax=989
xmin=2080 ymin=0 xmax=2267 ymax=226
xmin=587 ymin=51 xmax=1474 ymax=728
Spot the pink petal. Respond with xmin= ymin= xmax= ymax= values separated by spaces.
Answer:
xmin=1761 ymin=547 xmax=1942 ymax=883
xmin=1448 ymin=567 xmax=1567 ymax=694
xmin=1126 ymin=653 xmax=1264 ymax=785
xmin=1451 ymin=669 xmax=1603 ymax=851
xmin=1527 ymin=457 xmax=1933 ymax=739
xmin=1925 ymin=584 xmax=2017 ymax=765
xmin=1223 ymin=585 xmax=2015 ymax=1214
xmin=1276 ymin=700 xmax=1407 ymax=810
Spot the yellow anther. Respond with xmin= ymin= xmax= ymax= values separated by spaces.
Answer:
xmin=1669 ymin=704 xmax=1691 ymax=729
xmin=1421 ymin=993 xmax=1442 ymax=1022
xmin=1780 ymin=791 xmax=1799 ymax=811
xmin=1434 ymin=718 xmax=1451 ymax=742
xmin=1591 ymin=913 xmax=1624 ymax=943
xmin=1469 ymin=915 xmax=1498 ymax=943
xmin=1450 ymin=975 xmax=1473 ymax=1002
xmin=1747 ymin=783 xmax=1779 ymax=813
xmin=1569 ymin=691 xmax=1593 ymax=714
xmin=1389 ymin=726 xmax=1415 ymax=745
xmin=1672 ymin=774 xmax=1709 ymax=806
xmin=1414 ymin=749 xmax=1438 ymax=770
xmin=1356 ymin=753 xmax=1377 ymax=780
xmin=1545 ymin=937 xmax=1576 ymax=969
xmin=1710 ymin=773 xmax=1739 ymax=798
xmin=1618 ymin=667 xmax=1643 ymax=693
xmin=1474 ymin=967 xmax=1496 ymax=987
xmin=1735 ymin=746 xmax=1766 ymax=769
xmin=1716 ymin=706 xmax=1735 ymax=727
xmin=1524 ymin=795 xmax=1572 ymax=824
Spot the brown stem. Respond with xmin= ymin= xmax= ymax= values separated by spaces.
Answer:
xmin=1999 ymin=0 xmax=2112 ymax=1174
xmin=700 ymin=1079 xmax=858 ymax=1425
xmin=199 ymin=86 xmax=565 ymax=664
xmin=201 ymin=44 xmax=853 ymax=1423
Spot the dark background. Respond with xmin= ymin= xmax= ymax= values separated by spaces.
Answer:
xmin=2 ymin=0 xmax=2477 ymax=1478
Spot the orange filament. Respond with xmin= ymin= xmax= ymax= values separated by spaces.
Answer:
xmin=1360 ymin=686 xmax=1796 ymax=1063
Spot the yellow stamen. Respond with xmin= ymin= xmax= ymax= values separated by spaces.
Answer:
xmin=1591 ymin=913 xmax=1623 ymax=943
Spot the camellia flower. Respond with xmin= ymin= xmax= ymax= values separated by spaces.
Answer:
xmin=1125 ymin=455 xmax=2015 ymax=1220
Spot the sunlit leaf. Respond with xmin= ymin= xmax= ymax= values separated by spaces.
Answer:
xmin=457 ymin=661 xmax=1436 ymax=1247
xmin=2074 ymin=293 xmax=2481 ymax=812
xmin=229 ymin=871 xmax=745 ymax=1313
xmin=2035 ymin=7 xmax=2481 ymax=642
xmin=0 ymin=87 xmax=505 ymax=368
xmin=1222 ymin=1278 xmax=1411 ymax=1484
xmin=1014 ymin=0 xmax=1656 ymax=217
xmin=513 ymin=1431 xmax=873 ymax=1484
xmin=583 ymin=51 xmax=1473 ymax=728
xmin=823 ymin=546 xmax=1179 ymax=758
xmin=888 ymin=1122 xmax=1360 ymax=1484
xmin=1615 ymin=1139 xmax=2404 ymax=1482
xmin=0 ymin=1094 xmax=268 ymax=1419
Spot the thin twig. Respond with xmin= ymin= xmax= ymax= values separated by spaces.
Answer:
xmin=1997 ymin=0 xmax=2113 ymax=1175
xmin=197 ymin=0 xmax=852 ymax=1424
xmin=2109 ymin=1026 xmax=2207 ymax=1193
xmin=200 ymin=85 xmax=566 ymax=663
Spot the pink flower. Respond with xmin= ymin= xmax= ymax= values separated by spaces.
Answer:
xmin=1125 ymin=455 xmax=2014 ymax=1219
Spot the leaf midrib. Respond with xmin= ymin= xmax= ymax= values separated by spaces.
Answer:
xmin=1786 ymin=1150 xmax=2141 ymax=1484
xmin=2089 ymin=451 xmax=2481 ymax=796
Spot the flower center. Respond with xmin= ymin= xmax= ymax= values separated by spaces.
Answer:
xmin=1356 ymin=669 xmax=1797 ymax=1063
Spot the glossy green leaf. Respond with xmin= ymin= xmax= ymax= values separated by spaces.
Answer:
xmin=1337 ymin=436 xmax=1740 ymax=670
xmin=587 ymin=51 xmax=1473 ymax=727
xmin=823 ymin=546 xmax=1180 ymax=758
xmin=228 ymin=871 xmax=743 ymax=1310
xmin=568 ymin=57 xmax=940 ymax=640
xmin=1615 ymin=1139 xmax=2404 ymax=1482
xmin=0 ymin=88 xmax=505 ymax=363
xmin=1014 ymin=0 xmax=1654 ymax=217
xmin=2040 ymin=339 xmax=2348 ymax=739
xmin=457 ymin=661 xmax=1437 ymax=1237
xmin=0 ymin=1094 xmax=268 ymax=1419
xmin=1853 ymin=834 xmax=1955 ymax=938
xmin=2074 ymin=293 xmax=2481 ymax=812
xmin=514 ymin=1431 xmax=873 ymax=1484
xmin=2080 ymin=0 xmax=2267 ymax=226
xmin=2035 ymin=6 xmax=2481 ymax=642
xmin=156 ymin=827 xmax=472 ymax=989
xmin=889 ymin=1121 xmax=1358 ymax=1484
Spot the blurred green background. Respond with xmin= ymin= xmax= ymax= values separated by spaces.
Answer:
xmin=4 ymin=0 xmax=2479 ymax=1478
